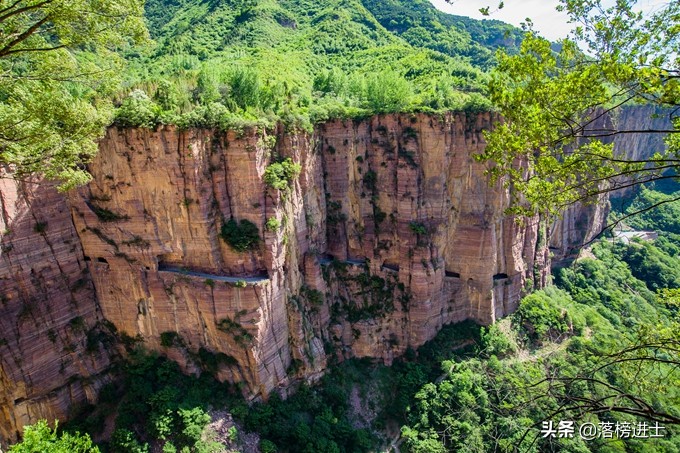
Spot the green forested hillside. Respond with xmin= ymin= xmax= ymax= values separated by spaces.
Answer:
xmin=115 ymin=0 xmax=521 ymax=129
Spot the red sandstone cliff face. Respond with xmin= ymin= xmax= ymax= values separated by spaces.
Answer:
xmin=0 ymin=112 xmax=558 ymax=444
xmin=64 ymin=112 xmax=546 ymax=398
xmin=0 ymin=173 xmax=115 ymax=445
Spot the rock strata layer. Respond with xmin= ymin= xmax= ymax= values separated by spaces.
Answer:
xmin=66 ymin=112 xmax=546 ymax=396
xmin=0 ymin=174 xmax=114 ymax=444
xmin=1 ymin=112 xmax=603 ymax=444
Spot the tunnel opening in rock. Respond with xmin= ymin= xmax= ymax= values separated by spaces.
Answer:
xmin=382 ymin=262 xmax=399 ymax=272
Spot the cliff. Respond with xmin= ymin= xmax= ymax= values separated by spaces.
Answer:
xmin=64 ymin=112 xmax=548 ymax=391
xmin=548 ymin=105 xmax=673 ymax=264
xmin=0 ymin=174 xmax=116 ymax=443
xmin=1 ymin=112 xmax=563 ymax=444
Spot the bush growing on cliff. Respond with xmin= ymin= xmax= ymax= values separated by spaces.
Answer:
xmin=92 ymin=206 xmax=130 ymax=222
xmin=409 ymin=221 xmax=427 ymax=236
xmin=265 ymin=217 xmax=281 ymax=232
xmin=264 ymin=158 xmax=301 ymax=191
xmin=220 ymin=218 xmax=261 ymax=252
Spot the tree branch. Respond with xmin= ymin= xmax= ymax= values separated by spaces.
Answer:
xmin=0 ymin=14 xmax=50 ymax=58
xmin=0 ymin=0 xmax=52 ymax=24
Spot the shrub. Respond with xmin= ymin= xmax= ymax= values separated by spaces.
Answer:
xmin=220 ymin=218 xmax=260 ymax=252
xmin=34 ymin=221 xmax=48 ymax=233
xmin=115 ymin=89 xmax=160 ymax=128
xmin=68 ymin=316 xmax=86 ymax=332
xmin=409 ymin=221 xmax=427 ymax=235
xmin=301 ymin=285 xmax=324 ymax=306
xmin=122 ymin=235 xmax=151 ymax=248
xmin=260 ymin=439 xmax=277 ymax=453
xmin=363 ymin=169 xmax=377 ymax=191
xmin=10 ymin=420 xmax=100 ymax=453
xmin=513 ymin=290 xmax=573 ymax=344
xmin=92 ymin=206 xmax=130 ymax=222
xmin=479 ymin=324 xmax=515 ymax=358
xmin=264 ymin=158 xmax=301 ymax=191
xmin=365 ymin=71 xmax=412 ymax=113
xmin=153 ymin=79 xmax=183 ymax=112
xmin=265 ymin=217 xmax=281 ymax=232
xmin=195 ymin=67 xmax=220 ymax=104
xmin=160 ymin=331 xmax=184 ymax=348
xmin=228 ymin=67 xmax=261 ymax=110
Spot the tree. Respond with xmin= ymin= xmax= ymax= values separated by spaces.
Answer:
xmin=433 ymin=3 xmax=680 ymax=444
xmin=9 ymin=419 xmax=99 ymax=452
xmin=474 ymin=0 xmax=679 ymax=218
xmin=0 ymin=0 xmax=147 ymax=190
xmin=364 ymin=70 xmax=412 ymax=113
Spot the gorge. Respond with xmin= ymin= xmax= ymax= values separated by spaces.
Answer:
xmin=1 ymin=0 xmax=678 ymax=450
xmin=2 ymin=111 xmax=555 ymax=443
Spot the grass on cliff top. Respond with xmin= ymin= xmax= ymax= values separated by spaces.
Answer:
xmin=114 ymin=0 xmax=522 ymax=131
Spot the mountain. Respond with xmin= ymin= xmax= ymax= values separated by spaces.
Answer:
xmin=3 ymin=1 xmax=680 ymax=452
xmin=115 ymin=0 xmax=523 ymax=129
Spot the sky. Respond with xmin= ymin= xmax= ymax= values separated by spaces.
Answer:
xmin=430 ymin=0 xmax=668 ymax=42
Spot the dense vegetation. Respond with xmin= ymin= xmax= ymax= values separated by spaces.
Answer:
xmin=0 ymin=0 xmax=520 ymax=188
xmin=397 ymin=185 xmax=680 ymax=452
xmin=112 ymin=0 xmax=522 ymax=130
xmin=0 ymin=0 xmax=147 ymax=190
xmin=478 ymin=0 xmax=679 ymax=216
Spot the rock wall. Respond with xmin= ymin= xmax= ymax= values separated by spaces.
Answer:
xmin=0 ymin=111 xmax=566 ymax=444
xmin=66 ymin=112 xmax=546 ymax=398
xmin=612 ymin=105 xmax=673 ymax=163
xmin=0 ymin=173 xmax=115 ymax=446
xmin=549 ymin=195 xmax=609 ymax=265
xmin=549 ymin=105 xmax=673 ymax=264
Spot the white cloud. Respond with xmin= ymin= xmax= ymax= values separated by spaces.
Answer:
xmin=429 ymin=0 xmax=571 ymax=41
xmin=429 ymin=0 xmax=669 ymax=43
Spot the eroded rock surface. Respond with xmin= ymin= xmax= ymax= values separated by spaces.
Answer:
xmin=0 ymin=174 xmax=115 ymax=444
xmin=67 ymin=113 xmax=545 ymax=396
xmin=1 ymin=112 xmax=599 ymax=444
